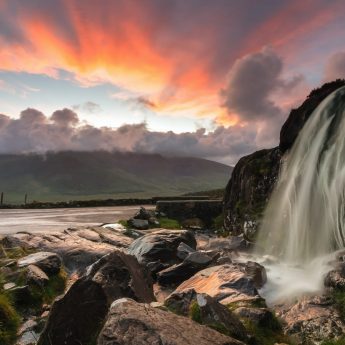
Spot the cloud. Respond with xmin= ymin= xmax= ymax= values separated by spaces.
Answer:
xmin=0 ymin=108 xmax=257 ymax=164
xmin=72 ymin=101 xmax=102 ymax=114
xmin=220 ymin=47 xmax=307 ymax=147
xmin=0 ymin=1 xmax=341 ymax=122
xmin=221 ymin=47 xmax=284 ymax=121
xmin=324 ymin=51 xmax=345 ymax=81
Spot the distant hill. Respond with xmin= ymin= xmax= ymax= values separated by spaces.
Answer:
xmin=0 ymin=151 xmax=232 ymax=204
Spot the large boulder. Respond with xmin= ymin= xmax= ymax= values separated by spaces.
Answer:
xmin=173 ymin=263 xmax=264 ymax=305
xmin=165 ymin=289 xmax=248 ymax=342
xmin=38 ymin=250 xmax=154 ymax=345
xmin=127 ymin=229 xmax=197 ymax=274
xmin=97 ymin=298 xmax=244 ymax=345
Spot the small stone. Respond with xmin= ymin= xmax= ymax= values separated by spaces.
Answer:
xmin=177 ymin=242 xmax=196 ymax=260
xmin=26 ymin=264 xmax=49 ymax=286
xmin=3 ymin=282 xmax=16 ymax=290
xmin=18 ymin=319 xmax=38 ymax=336
xmin=18 ymin=252 xmax=62 ymax=275
xmin=128 ymin=218 xmax=149 ymax=230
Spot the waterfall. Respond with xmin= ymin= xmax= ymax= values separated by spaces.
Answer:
xmin=253 ymin=86 xmax=345 ymax=304
xmin=256 ymin=86 xmax=345 ymax=265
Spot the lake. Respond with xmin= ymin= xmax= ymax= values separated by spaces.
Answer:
xmin=0 ymin=205 xmax=154 ymax=234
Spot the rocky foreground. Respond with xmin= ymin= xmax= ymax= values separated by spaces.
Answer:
xmin=1 ymin=207 xmax=345 ymax=345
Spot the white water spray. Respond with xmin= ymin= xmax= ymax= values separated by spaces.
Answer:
xmin=255 ymin=86 xmax=345 ymax=304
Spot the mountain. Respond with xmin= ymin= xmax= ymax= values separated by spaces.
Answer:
xmin=0 ymin=151 xmax=232 ymax=204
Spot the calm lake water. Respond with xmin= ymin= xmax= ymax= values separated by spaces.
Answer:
xmin=0 ymin=205 xmax=154 ymax=234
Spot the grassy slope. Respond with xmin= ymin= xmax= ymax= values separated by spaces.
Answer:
xmin=0 ymin=151 xmax=232 ymax=204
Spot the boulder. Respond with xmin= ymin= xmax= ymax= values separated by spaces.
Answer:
xmin=244 ymin=261 xmax=267 ymax=289
xmin=234 ymin=307 xmax=276 ymax=328
xmin=177 ymin=242 xmax=196 ymax=260
xmin=128 ymin=218 xmax=149 ymax=230
xmin=276 ymin=295 xmax=345 ymax=344
xmin=17 ymin=252 xmax=62 ymax=275
xmin=133 ymin=206 xmax=155 ymax=220
xmin=38 ymin=250 xmax=154 ymax=345
xmin=173 ymin=263 xmax=262 ymax=305
xmin=127 ymin=229 xmax=197 ymax=274
xmin=165 ymin=289 xmax=248 ymax=341
xmin=157 ymin=251 xmax=212 ymax=286
xmin=324 ymin=261 xmax=345 ymax=289
xmin=97 ymin=298 xmax=244 ymax=345
xmin=26 ymin=264 xmax=49 ymax=287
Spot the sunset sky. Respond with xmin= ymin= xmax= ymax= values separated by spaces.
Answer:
xmin=1 ymin=0 xmax=345 ymax=164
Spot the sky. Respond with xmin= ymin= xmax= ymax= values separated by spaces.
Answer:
xmin=1 ymin=0 xmax=345 ymax=165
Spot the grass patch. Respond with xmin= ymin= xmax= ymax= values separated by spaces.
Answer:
xmin=157 ymin=217 xmax=180 ymax=229
xmin=227 ymin=298 xmax=267 ymax=311
xmin=0 ymin=293 xmax=20 ymax=345
xmin=118 ymin=220 xmax=129 ymax=228
xmin=119 ymin=216 xmax=180 ymax=230
xmin=27 ymin=267 xmax=67 ymax=310
xmin=2 ymin=246 xmax=34 ymax=260
xmin=331 ymin=289 xmax=345 ymax=320
xmin=242 ymin=319 xmax=291 ymax=345
xmin=321 ymin=337 xmax=345 ymax=345
xmin=189 ymin=301 xmax=202 ymax=323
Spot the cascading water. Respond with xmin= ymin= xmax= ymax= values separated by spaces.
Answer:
xmin=254 ymin=86 xmax=345 ymax=304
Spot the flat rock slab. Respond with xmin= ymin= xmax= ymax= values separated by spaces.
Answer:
xmin=2 ymin=226 xmax=134 ymax=271
xmin=173 ymin=264 xmax=260 ymax=305
xmin=18 ymin=252 xmax=61 ymax=275
xmin=97 ymin=298 xmax=244 ymax=345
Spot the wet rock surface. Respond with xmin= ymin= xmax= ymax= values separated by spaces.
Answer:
xmin=97 ymin=298 xmax=244 ymax=345
xmin=276 ymin=295 xmax=345 ymax=344
xmin=173 ymin=263 xmax=263 ymax=305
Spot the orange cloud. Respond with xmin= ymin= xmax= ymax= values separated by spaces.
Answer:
xmin=0 ymin=0 xmax=343 ymax=127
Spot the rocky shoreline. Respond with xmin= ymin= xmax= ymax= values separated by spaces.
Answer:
xmin=1 ymin=210 xmax=345 ymax=345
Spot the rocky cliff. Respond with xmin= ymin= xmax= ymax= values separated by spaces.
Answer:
xmin=223 ymin=79 xmax=345 ymax=237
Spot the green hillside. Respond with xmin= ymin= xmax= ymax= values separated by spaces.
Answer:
xmin=0 ymin=151 xmax=232 ymax=204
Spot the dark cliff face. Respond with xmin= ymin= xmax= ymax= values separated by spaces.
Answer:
xmin=223 ymin=79 xmax=345 ymax=237
xmin=280 ymin=79 xmax=345 ymax=153
xmin=223 ymin=148 xmax=281 ymax=237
